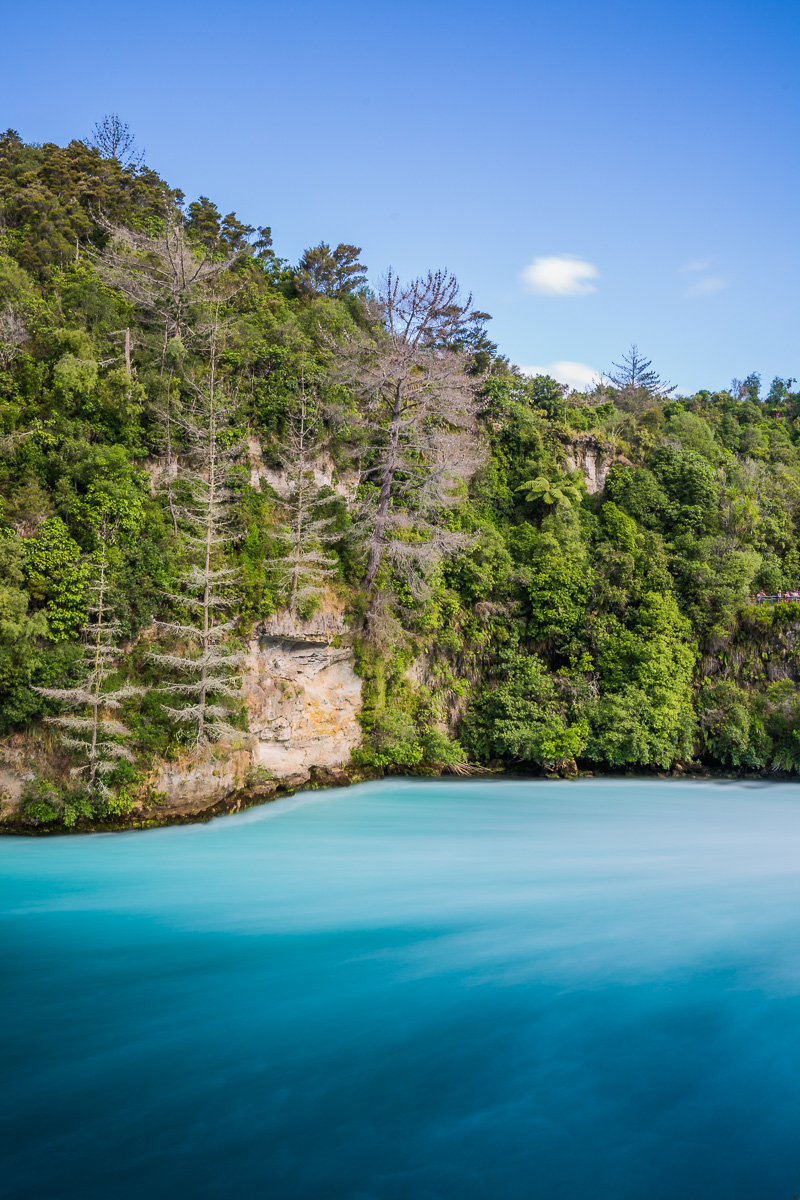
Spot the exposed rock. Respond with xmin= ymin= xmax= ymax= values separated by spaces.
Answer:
xmin=246 ymin=438 xmax=359 ymax=502
xmin=0 ymin=765 xmax=26 ymax=820
xmin=243 ymin=633 xmax=362 ymax=780
xmin=0 ymin=597 xmax=364 ymax=830
xmin=150 ymin=748 xmax=252 ymax=815
xmin=563 ymin=434 xmax=630 ymax=495
xmin=311 ymin=765 xmax=352 ymax=787
xmin=256 ymin=608 xmax=346 ymax=643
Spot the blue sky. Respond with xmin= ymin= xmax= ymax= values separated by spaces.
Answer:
xmin=2 ymin=0 xmax=797 ymax=393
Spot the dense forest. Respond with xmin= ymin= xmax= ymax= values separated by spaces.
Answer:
xmin=1 ymin=118 xmax=799 ymax=826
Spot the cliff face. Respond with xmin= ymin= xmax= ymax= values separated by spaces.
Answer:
xmin=563 ymin=434 xmax=629 ymax=494
xmin=244 ymin=626 xmax=362 ymax=784
xmin=0 ymin=607 xmax=365 ymax=829
xmin=147 ymin=614 xmax=363 ymax=817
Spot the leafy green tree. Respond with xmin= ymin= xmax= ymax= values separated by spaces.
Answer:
xmin=463 ymin=647 xmax=588 ymax=767
xmin=24 ymin=517 xmax=88 ymax=639
xmin=295 ymin=242 xmax=367 ymax=298
xmin=515 ymin=475 xmax=583 ymax=507
xmin=588 ymin=593 xmax=696 ymax=768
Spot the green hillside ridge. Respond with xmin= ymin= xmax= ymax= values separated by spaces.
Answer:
xmin=0 ymin=122 xmax=799 ymax=828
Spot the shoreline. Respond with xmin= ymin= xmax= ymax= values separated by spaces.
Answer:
xmin=2 ymin=762 xmax=798 ymax=837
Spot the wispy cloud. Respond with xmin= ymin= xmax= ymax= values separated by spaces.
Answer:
xmin=685 ymin=276 xmax=727 ymax=297
xmin=520 ymin=255 xmax=599 ymax=296
xmin=680 ymin=258 xmax=728 ymax=297
xmin=680 ymin=259 xmax=712 ymax=274
xmin=518 ymin=361 xmax=602 ymax=392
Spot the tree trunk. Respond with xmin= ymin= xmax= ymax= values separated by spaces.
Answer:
xmin=89 ymin=540 xmax=107 ymax=787
xmin=289 ymin=393 xmax=308 ymax=613
xmin=363 ymin=383 xmax=403 ymax=593
xmin=198 ymin=398 xmax=215 ymax=744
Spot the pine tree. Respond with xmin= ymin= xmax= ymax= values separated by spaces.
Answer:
xmin=268 ymin=376 xmax=338 ymax=618
xmin=607 ymin=345 xmax=675 ymax=411
xmin=33 ymin=498 xmax=142 ymax=796
xmin=148 ymin=323 xmax=246 ymax=745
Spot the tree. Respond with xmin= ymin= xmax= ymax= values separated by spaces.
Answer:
xmin=148 ymin=319 xmax=246 ymax=745
xmin=89 ymin=113 xmax=144 ymax=169
xmin=588 ymin=592 xmax=696 ymax=768
xmin=33 ymin=494 xmax=143 ymax=796
xmin=186 ymin=196 xmax=256 ymax=255
xmin=515 ymin=475 xmax=583 ymax=507
xmin=268 ymin=375 xmax=338 ymax=617
xmin=24 ymin=517 xmax=88 ymax=640
xmin=295 ymin=242 xmax=367 ymax=298
xmin=607 ymin=345 xmax=675 ymax=411
xmin=97 ymin=204 xmax=245 ymax=534
xmin=330 ymin=269 xmax=485 ymax=601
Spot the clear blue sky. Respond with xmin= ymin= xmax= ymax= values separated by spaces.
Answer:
xmin=2 ymin=0 xmax=797 ymax=393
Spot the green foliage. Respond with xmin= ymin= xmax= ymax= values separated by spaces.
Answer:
xmin=515 ymin=475 xmax=583 ymax=506
xmin=24 ymin=517 xmax=88 ymax=639
xmin=525 ymin=528 xmax=591 ymax=648
xmin=463 ymin=648 xmax=587 ymax=764
xmin=588 ymin=594 xmax=697 ymax=768
xmin=354 ymin=709 xmax=424 ymax=768
xmin=1 ymin=125 xmax=800 ymax=802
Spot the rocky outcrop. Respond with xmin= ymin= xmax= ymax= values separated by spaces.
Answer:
xmin=246 ymin=438 xmax=359 ymax=502
xmin=563 ymin=434 xmax=629 ymax=494
xmin=141 ymin=618 xmax=363 ymax=817
xmin=0 ymin=603 xmax=365 ymax=830
xmin=150 ymin=749 xmax=252 ymax=815
xmin=244 ymin=626 xmax=362 ymax=784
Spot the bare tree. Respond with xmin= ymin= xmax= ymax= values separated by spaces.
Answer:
xmin=96 ymin=207 xmax=244 ymax=534
xmin=89 ymin=113 xmax=144 ymax=169
xmin=607 ymin=345 xmax=675 ymax=411
xmin=330 ymin=270 xmax=485 ymax=601
xmin=148 ymin=321 xmax=246 ymax=745
xmin=34 ymin=517 xmax=140 ymax=796
xmin=268 ymin=373 xmax=338 ymax=616
xmin=96 ymin=206 xmax=240 ymax=353
xmin=0 ymin=305 xmax=26 ymax=368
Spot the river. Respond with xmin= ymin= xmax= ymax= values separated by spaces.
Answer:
xmin=2 ymin=777 xmax=799 ymax=1198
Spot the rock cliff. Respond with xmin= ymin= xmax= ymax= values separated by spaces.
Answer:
xmin=563 ymin=434 xmax=630 ymax=494
xmin=0 ymin=608 xmax=365 ymax=829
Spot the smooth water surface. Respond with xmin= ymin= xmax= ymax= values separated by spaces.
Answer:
xmin=2 ymin=778 xmax=800 ymax=1199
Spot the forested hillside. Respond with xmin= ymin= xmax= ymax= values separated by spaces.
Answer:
xmin=1 ymin=120 xmax=799 ymax=826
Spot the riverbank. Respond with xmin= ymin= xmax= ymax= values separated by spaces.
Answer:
xmin=2 ymin=758 xmax=797 ymax=836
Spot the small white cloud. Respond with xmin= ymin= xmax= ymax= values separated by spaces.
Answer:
xmin=520 ymin=254 xmax=599 ymax=296
xmin=519 ymin=360 xmax=602 ymax=392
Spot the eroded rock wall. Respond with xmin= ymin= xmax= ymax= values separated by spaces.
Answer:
xmin=147 ymin=617 xmax=363 ymax=815
xmin=563 ymin=434 xmax=630 ymax=495
xmin=244 ymin=631 xmax=362 ymax=786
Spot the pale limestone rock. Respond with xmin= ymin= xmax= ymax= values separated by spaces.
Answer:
xmin=151 ymin=749 xmax=252 ymax=814
xmin=563 ymin=435 xmax=611 ymax=494
xmin=244 ymin=634 xmax=362 ymax=778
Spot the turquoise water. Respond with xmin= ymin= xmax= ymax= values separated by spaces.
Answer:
xmin=2 ymin=778 xmax=800 ymax=1199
